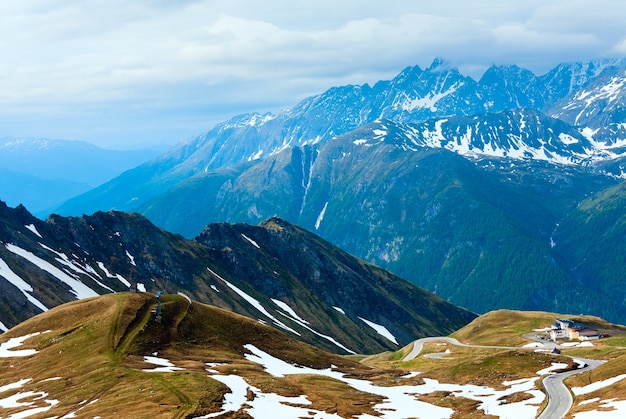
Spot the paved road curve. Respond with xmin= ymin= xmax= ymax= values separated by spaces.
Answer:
xmin=537 ymin=358 xmax=605 ymax=419
xmin=402 ymin=337 xmax=605 ymax=419
xmin=402 ymin=336 xmax=514 ymax=361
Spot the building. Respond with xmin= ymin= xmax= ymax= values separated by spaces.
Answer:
xmin=548 ymin=318 xmax=599 ymax=341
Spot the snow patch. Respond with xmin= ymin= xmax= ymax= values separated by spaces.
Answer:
xmin=38 ymin=243 xmax=114 ymax=292
xmin=0 ymin=378 xmax=32 ymax=394
xmin=574 ymin=399 xmax=626 ymax=418
xmin=0 ymin=257 xmax=48 ymax=312
xmin=24 ymin=224 xmax=42 ymax=238
xmin=358 ymin=316 xmax=398 ymax=345
xmin=125 ymin=250 xmax=136 ymax=266
xmin=271 ymin=299 xmax=308 ymax=324
xmin=0 ymin=331 xmax=48 ymax=358
xmin=559 ymin=133 xmax=579 ymax=145
xmin=142 ymin=356 xmax=185 ymax=373
xmin=207 ymin=267 xmax=299 ymax=336
xmin=39 ymin=243 xmax=105 ymax=282
xmin=237 ymin=344 xmax=545 ymax=419
xmin=372 ymin=128 xmax=387 ymax=138
xmin=0 ymin=388 xmax=59 ymax=416
xmin=561 ymin=341 xmax=594 ymax=348
xmin=332 ymin=306 xmax=345 ymax=315
xmin=6 ymin=244 xmax=98 ymax=299
xmin=246 ymin=113 xmax=275 ymax=127
xmin=537 ymin=362 xmax=568 ymax=375
xmin=247 ymin=149 xmax=264 ymax=161
xmin=241 ymin=234 xmax=260 ymax=249
xmin=572 ymin=374 xmax=626 ymax=395
xmin=205 ymin=362 xmax=227 ymax=374
xmin=197 ymin=374 xmax=331 ymax=419
xmin=59 ymin=398 xmax=99 ymax=418
xmin=580 ymin=126 xmax=597 ymax=142
xmin=96 ymin=261 xmax=131 ymax=288
xmin=274 ymin=307 xmax=355 ymax=354
xmin=315 ymin=202 xmax=328 ymax=230
xmin=400 ymin=83 xmax=462 ymax=112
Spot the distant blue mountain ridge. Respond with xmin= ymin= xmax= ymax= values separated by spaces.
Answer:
xmin=0 ymin=137 xmax=159 ymax=215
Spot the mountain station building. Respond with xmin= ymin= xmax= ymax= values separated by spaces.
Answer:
xmin=548 ymin=318 xmax=599 ymax=341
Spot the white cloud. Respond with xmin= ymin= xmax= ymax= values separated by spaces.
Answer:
xmin=613 ymin=38 xmax=626 ymax=54
xmin=0 ymin=0 xmax=624 ymax=148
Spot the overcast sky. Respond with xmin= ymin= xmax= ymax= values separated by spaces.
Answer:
xmin=2 ymin=0 xmax=626 ymax=149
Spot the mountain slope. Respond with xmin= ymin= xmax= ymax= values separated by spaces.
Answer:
xmin=2 ymin=294 xmax=625 ymax=418
xmin=0 ymin=201 xmax=475 ymax=354
xmin=550 ymin=66 xmax=626 ymax=127
xmin=140 ymin=110 xmax=618 ymax=236
xmin=551 ymin=181 xmax=626 ymax=308
xmin=0 ymin=293 xmax=377 ymax=418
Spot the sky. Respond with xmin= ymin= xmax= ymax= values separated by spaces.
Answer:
xmin=1 ymin=0 xmax=626 ymax=150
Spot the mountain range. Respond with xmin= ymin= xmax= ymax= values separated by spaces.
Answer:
xmin=0 ymin=200 xmax=474 ymax=354
xmin=0 ymin=137 xmax=159 ymax=216
xmin=45 ymin=58 xmax=626 ymax=325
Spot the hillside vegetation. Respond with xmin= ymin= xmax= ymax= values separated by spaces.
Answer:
xmin=452 ymin=309 xmax=626 ymax=347
xmin=3 ymin=297 xmax=626 ymax=418
xmin=0 ymin=293 xmax=383 ymax=418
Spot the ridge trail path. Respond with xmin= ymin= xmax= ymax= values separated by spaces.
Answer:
xmin=402 ymin=337 xmax=604 ymax=419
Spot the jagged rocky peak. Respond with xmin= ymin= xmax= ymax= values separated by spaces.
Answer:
xmin=539 ymin=58 xmax=626 ymax=105
xmin=427 ymin=56 xmax=455 ymax=72
xmin=390 ymin=64 xmax=424 ymax=84
xmin=258 ymin=216 xmax=291 ymax=232
xmin=479 ymin=63 xmax=537 ymax=83
xmin=220 ymin=111 xmax=278 ymax=129
xmin=548 ymin=58 xmax=626 ymax=85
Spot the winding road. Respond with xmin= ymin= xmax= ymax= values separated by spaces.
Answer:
xmin=537 ymin=357 xmax=605 ymax=419
xmin=402 ymin=336 xmax=517 ymax=361
xmin=402 ymin=337 xmax=604 ymax=419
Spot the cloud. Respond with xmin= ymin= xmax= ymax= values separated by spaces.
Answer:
xmin=613 ymin=38 xmax=626 ymax=54
xmin=0 ymin=1 xmax=624 ymax=148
